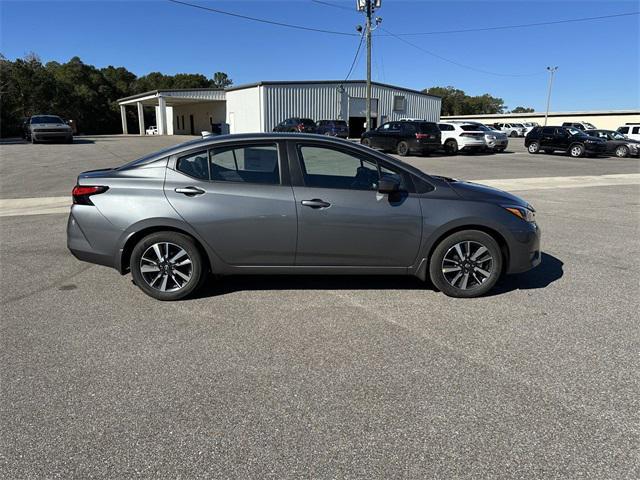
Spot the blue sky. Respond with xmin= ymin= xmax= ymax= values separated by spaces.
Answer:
xmin=2 ymin=0 xmax=639 ymax=111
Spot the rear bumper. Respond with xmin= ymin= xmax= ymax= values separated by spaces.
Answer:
xmin=67 ymin=209 xmax=118 ymax=269
xmin=506 ymin=223 xmax=542 ymax=274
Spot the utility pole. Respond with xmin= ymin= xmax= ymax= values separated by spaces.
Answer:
xmin=544 ymin=66 xmax=558 ymax=126
xmin=357 ymin=0 xmax=381 ymax=132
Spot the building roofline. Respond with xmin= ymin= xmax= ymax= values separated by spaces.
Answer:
xmin=225 ymin=80 xmax=440 ymax=98
xmin=443 ymin=109 xmax=640 ymax=119
xmin=117 ymin=88 xmax=225 ymax=103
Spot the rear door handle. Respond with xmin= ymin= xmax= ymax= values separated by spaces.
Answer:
xmin=175 ymin=186 xmax=205 ymax=196
xmin=301 ymin=199 xmax=331 ymax=209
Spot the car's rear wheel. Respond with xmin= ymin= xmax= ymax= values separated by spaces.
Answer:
xmin=396 ymin=141 xmax=409 ymax=156
xmin=130 ymin=232 xmax=206 ymax=301
xmin=615 ymin=145 xmax=629 ymax=158
xmin=510 ymin=131 xmax=518 ymax=137
xmin=444 ymin=139 xmax=458 ymax=155
xmin=527 ymin=141 xmax=540 ymax=154
xmin=569 ymin=144 xmax=585 ymax=158
xmin=429 ymin=230 xmax=503 ymax=298
xmin=361 ymin=138 xmax=371 ymax=147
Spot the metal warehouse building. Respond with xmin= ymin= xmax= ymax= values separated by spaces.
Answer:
xmin=118 ymin=80 xmax=441 ymax=138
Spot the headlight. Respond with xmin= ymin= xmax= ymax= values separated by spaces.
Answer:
xmin=502 ymin=205 xmax=536 ymax=222
xmin=487 ymin=135 xmax=496 ymax=140
xmin=628 ymin=143 xmax=638 ymax=151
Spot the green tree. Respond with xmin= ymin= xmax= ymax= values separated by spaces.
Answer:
xmin=511 ymin=106 xmax=535 ymax=113
xmin=211 ymin=71 xmax=232 ymax=88
xmin=423 ymin=86 xmax=506 ymax=115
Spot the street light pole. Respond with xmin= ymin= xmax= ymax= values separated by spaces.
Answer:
xmin=544 ymin=66 xmax=558 ymax=127
xmin=365 ymin=0 xmax=372 ymax=133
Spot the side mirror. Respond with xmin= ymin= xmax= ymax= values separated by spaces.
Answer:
xmin=378 ymin=176 xmax=400 ymax=194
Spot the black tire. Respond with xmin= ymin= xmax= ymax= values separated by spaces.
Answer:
xmin=130 ymin=231 xmax=207 ymax=301
xmin=396 ymin=141 xmax=409 ymax=156
xmin=510 ymin=131 xmax=518 ymax=137
xmin=361 ymin=138 xmax=371 ymax=147
xmin=444 ymin=139 xmax=458 ymax=155
xmin=494 ymin=147 xmax=505 ymax=153
xmin=429 ymin=230 xmax=503 ymax=298
xmin=569 ymin=143 xmax=585 ymax=158
xmin=615 ymin=145 xmax=629 ymax=158
xmin=527 ymin=141 xmax=540 ymax=154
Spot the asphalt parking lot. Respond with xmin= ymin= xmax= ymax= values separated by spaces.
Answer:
xmin=1 ymin=135 xmax=639 ymax=478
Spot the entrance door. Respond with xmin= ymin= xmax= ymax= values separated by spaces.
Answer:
xmin=290 ymin=142 xmax=422 ymax=267
xmin=189 ymin=115 xmax=195 ymax=135
xmin=164 ymin=142 xmax=297 ymax=266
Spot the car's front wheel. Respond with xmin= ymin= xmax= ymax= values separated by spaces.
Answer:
xmin=429 ymin=230 xmax=503 ymax=298
xmin=130 ymin=232 xmax=206 ymax=301
xmin=615 ymin=145 xmax=629 ymax=158
xmin=569 ymin=144 xmax=585 ymax=158
xmin=444 ymin=139 xmax=458 ymax=155
xmin=361 ymin=138 xmax=371 ymax=147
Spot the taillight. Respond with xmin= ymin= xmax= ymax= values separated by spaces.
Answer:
xmin=415 ymin=133 xmax=435 ymax=140
xmin=72 ymin=185 xmax=108 ymax=205
xmin=297 ymin=123 xmax=304 ymax=131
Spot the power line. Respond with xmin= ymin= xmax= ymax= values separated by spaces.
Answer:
xmin=379 ymin=27 xmax=545 ymax=78
xmin=383 ymin=11 xmax=640 ymax=36
xmin=167 ymin=0 xmax=358 ymax=36
xmin=310 ymin=0 xmax=354 ymax=12
xmin=344 ymin=33 xmax=365 ymax=81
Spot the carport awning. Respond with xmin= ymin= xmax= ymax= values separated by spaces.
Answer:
xmin=118 ymin=88 xmax=226 ymax=107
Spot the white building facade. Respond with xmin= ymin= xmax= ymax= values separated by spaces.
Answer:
xmin=118 ymin=80 xmax=441 ymax=138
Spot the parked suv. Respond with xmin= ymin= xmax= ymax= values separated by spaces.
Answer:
xmin=24 ymin=115 xmax=73 ymax=143
xmin=437 ymin=122 xmax=487 ymax=154
xmin=273 ymin=118 xmax=317 ymax=133
xmin=316 ymin=120 xmax=349 ymax=138
xmin=461 ymin=121 xmax=508 ymax=152
xmin=562 ymin=121 xmax=596 ymax=131
xmin=525 ymin=126 xmax=606 ymax=157
xmin=494 ymin=123 xmax=526 ymax=137
xmin=617 ymin=124 xmax=640 ymax=141
xmin=361 ymin=121 xmax=441 ymax=156
xmin=585 ymin=129 xmax=639 ymax=158
xmin=67 ymin=133 xmax=540 ymax=300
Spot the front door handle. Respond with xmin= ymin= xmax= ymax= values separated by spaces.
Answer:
xmin=301 ymin=199 xmax=331 ymax=209
xmin=175 ymin=186 xmax=205 ymax=196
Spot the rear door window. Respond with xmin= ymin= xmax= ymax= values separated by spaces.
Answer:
xmin=210 ymin=143 xmax=280 ymax=185
xmin=176 ymin=151 xmax=210 ymax=180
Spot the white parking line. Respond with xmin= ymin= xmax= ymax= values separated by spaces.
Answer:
xmin=1 ymin=173 xmax=639 ymax=217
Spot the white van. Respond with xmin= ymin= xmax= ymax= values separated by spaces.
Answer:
xmin=617 ymin=123 xmax=640 ymax=141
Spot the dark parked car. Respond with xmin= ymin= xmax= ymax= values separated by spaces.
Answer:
xmin=24 ymin=115 xmax=73 ymax=143
xmin=525 ymin=126 xmax=606 ymax=157
xmin=584 ymin=129 xmax=639 ymax=158
xmin=316 ymin=120 xmax=349 ymax=138
xmin=360 ymin=121 xmax=441 ymax=156
xmin=273 ymin=118 xmax=317 ymax=133
xmin=67 ymin=133 xmax=540 ymax=300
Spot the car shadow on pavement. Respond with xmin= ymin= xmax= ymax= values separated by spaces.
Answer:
xmin=489 ymin=252 xmax=564 ymax=295
xmin=193 ymin=252 xmax=563 ymax=299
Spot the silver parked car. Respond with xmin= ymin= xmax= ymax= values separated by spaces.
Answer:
xmin=67 ymin=134 xmax=541 ymax=300
xmin=462 ymin=122 xmax=509 ymax=152
xmin=24 ymin=115 xmax=73 ymax=143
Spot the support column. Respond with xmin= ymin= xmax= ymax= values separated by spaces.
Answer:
xmin=137 ymin=102 xmax=145 ymax=135
xmin=157 ymin=96 xmax=167 ymax=135
xmin=120 ymin=105 xmax=128 ymax=134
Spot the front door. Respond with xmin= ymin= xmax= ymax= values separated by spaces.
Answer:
xmin=164 ymin=141 xmax=297 ymax=266
xmin=289 ymin=142 xmax=423 ymax=267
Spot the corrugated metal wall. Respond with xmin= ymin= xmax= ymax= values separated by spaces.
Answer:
xmin=262 ymin=83 xmax=440 ymax=131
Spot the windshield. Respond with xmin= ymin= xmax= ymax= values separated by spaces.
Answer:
xmin=609 ymin=131 xmax=626 ymax=140
xmin=31 ymin=115 xmax=64 ymax=124
xmin=118 ymin=138 xmax=205 ymax=169
xmin=417 ymin=122 xmax=439 ymax=133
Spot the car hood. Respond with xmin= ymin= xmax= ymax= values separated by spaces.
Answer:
xmin=435 ymin=176 xmax=530 ymax=208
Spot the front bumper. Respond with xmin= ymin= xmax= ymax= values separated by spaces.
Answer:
xmin=32 ymin=130 xmax=72 ymax=141
xmin=506 ymin=222 xmax=542 ymax=274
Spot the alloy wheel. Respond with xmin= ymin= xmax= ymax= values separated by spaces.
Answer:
xmin=615 ymin=146 xmax=628 ymax=158
xmin=570 ymin=145 xmax=583 ymax=157
xmin=441 ymin=240 xmax=493 ymax=290
xmin=140 ymin=242 xmax=193 ymax=292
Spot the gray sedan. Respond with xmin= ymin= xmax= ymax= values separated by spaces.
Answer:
xmin=67 ymin=133 xmax=541 ymax=300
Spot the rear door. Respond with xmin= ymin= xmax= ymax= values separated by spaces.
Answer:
xmin=164 ymin=141 xmax=297 ymax=266
xmin=288 ymin=141 xmax=422 ymax=267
